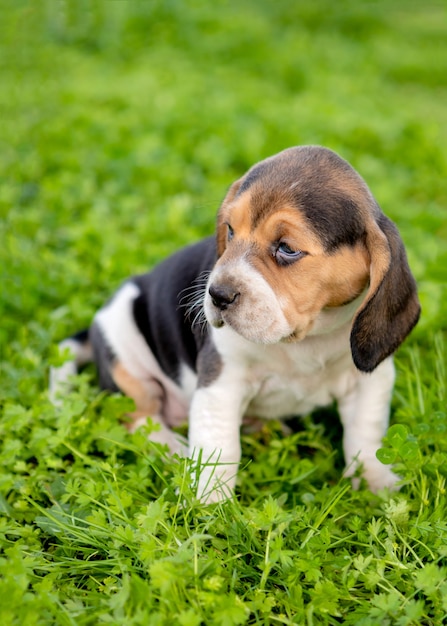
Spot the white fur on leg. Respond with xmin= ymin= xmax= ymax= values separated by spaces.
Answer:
xmin=338 ymin=356 xmax=399 ymax=492
xmin=188 ymin=379 xmax=246 ymax=504
xmin=190 ymin=447 xmax=239 ymax=504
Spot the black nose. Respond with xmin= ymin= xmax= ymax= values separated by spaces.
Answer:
xmin=209 ymin=284 xmax=240 ymax=311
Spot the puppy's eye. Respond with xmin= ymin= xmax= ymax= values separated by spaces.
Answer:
xmin=227 ymin=224 xmax=234 ymax=242
xmin=275 ymin=242 xmax=305 ymax=265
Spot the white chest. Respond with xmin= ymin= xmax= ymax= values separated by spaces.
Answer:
xmin=246 ymin=357 xmax=356 ymax=418
xmin=213 ymin=325 xmax=358 ymax=420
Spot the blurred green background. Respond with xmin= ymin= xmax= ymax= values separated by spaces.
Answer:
xmin=1 ymin=0 xmax=446 ymax=400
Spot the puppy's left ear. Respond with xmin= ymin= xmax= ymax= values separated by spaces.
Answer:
xmin=216 ymin=177 xmax=243 ymax=257
xmin=351 ymin=214 xmax=420 ymax=372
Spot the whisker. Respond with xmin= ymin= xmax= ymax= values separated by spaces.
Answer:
xmin=185 ymin=295 xmax=206 ymax=320
xmin=178 ymin=272 xmax=210 ymax=305
xmin=177 ymin=271 xmax=210 ymax=334
xmin=178 ymin=287 xmax=207 ymax=306
xmin=178 ymin=276 xmax=209 ymax=291
xmin=192 ymin=309 xmax=206 ymax=327
xmin=191 ymin=307 xmax=208 ymax=335
xmin=179 ymin=290 xmax=206 ymax=310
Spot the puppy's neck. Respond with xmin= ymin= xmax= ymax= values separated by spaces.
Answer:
xmin=308 ymin=288 xmax=367 ymax=337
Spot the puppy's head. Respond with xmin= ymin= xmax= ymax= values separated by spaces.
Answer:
xmin=205 ymin=146 xmax=420 ymax=372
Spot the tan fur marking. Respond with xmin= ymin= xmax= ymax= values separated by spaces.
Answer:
xmin=252 ymin=206 xmax=323 ymax=254
xmin=217 ymin=178 xmax=244 ymax=256
xmin=355 ymin=218 xmax=391 ymax=315
xmin=111 ymin=362 xmax=163 ymax=431
xmin=216 ymin=194 xmax=252 ymax=261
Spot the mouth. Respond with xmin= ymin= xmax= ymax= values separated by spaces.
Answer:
xmin=211 ymin=317 xmax=225 ymax=329
xmin=205 ymin=304 xmax=225 ymax=329
xmin=282 ymin=330 xmax=298 ymax=343
xmin=204 ymin=279 xmax=296 ymax=344
xmin=208 ymin=308 xmax=300 ymax=345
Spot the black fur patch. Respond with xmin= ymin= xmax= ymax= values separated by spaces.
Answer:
xmin=291 ymin=187 xmax=366 ymax=252
xmin=89 ymin=322 xmax=119 ymax=392
xmin=72 ymin=328 xmax=90 ymax=344
xmin=238 ymin=160 xmax=275 ymax=197
xmin=197 ymin=334 xmax=223 ymax=387
xmin=238 ymin=146 xmax=368 ymax=252
xmin=131 ymin=237 xmax=218 ymax=384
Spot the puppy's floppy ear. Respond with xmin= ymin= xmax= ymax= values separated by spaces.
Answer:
xmin=351 ymin=213 xmax=420 ymax=372
xmin=216 ymin=177 xmax=243 ymax=257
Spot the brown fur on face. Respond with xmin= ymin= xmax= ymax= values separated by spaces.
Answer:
xmin=210 ymin=146 xmax=420 ymax=370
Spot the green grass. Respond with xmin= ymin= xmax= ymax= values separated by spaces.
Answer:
xmin=1 ymin=0 xmax=447 ymax=623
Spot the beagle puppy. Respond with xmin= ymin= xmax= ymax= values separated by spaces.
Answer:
xmin=50 ymin=146 xmax=420 ymax=502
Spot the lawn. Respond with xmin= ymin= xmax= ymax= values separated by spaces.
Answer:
xmin=1 ymin=0 xmax=447 ymax=624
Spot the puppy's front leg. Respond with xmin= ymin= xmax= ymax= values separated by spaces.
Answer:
xmin=338 ymin=356 xmax=398 ymax=492
xmin=188 ymin=380 xmax=246 ymax=503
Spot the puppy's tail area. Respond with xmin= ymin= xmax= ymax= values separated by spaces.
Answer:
xmin=49 ymin=329 xmax=93 ymax=405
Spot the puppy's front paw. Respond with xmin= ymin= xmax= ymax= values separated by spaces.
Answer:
xmin=191 ymin=456 xmax=238 ymax=504
xmin=345 ymin=457 xmax=400 ymax=493
xmin=365 ymin=463 xmax=400 ymax=493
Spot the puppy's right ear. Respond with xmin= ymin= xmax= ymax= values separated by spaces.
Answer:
xmin=216 ymin=177 xmax=243 ymax=257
